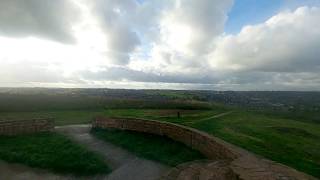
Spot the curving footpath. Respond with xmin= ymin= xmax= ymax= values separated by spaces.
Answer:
xmin=93 ymin=117 xmax=317 ymax=180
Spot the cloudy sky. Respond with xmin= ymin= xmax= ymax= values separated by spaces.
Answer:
xmin=0 ymin=0 xmax=320 ymax=90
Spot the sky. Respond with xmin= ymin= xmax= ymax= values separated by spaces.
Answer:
xmin=0 ymin=0 xmax=320 ymax=90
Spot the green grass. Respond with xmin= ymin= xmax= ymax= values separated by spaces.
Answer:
xmin=145 ymin=90 xmax=195 ymax=100
xmin=188 ymin=111 xmax=320 ymax=178
xmin=0 ymin=93 xmax=212 ymax=112
xmin=0 ymin=107 xmax=225 ymax=126
xmin=91 ymin=128 xmax=205 ymax=166
xmin=102 ymin=108 xmax=227 ymax=123
xmin=0 ymin=110 xmax=104 ymax=126
xmin=1 ymin=107 xmax=319 ymax=177
xmin=103 ymin=109 xmax=320 ymax=178
xmin=0 ymin=132 xmax=110 ymax=175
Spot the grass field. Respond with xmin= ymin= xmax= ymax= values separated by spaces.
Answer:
xmin=91 ymin=128 xmax=205 ymax=166
xmin=0 ymin=104 xmax=224 ymax=126
xmin=0 ymin=132 xmax=110 ymax=175
xmin=1 ymin=107 xmax=319 ymax=177
xmin=102 ymin=109 xmax=320 ymax=178
xmin=0 ymin=110 xmax=104 ymax=126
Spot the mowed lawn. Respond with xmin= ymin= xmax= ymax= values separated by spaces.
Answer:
xmin=103 ymin=109 xmax=320 ymax=178
xmin=0 ymin=132 xmax=110 ymax=175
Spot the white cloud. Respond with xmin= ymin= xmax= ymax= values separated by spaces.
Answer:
xmin=0 ymin=1 xmax=320 ymax=90
xmin=129 ymin=0 xmax=233 ymax=76
xmin=209 ymin=6 xmax=320 ymax=73
xmin=159 ymin=0 xmax=233 ymax=55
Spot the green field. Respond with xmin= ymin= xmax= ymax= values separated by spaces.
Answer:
xmin=102 ymin=109 xmax=320 ymax=178
xmin=0 ymin=106 xmax=319 ymax=177
xmin=92 ymin=128 xmax=205 ymax=166
xmin=0 ymin=132 xmax=110 ymax=175
xmin=0 ymin=110 xmax=104 ymax=126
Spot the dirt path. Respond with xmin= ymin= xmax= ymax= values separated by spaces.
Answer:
xmin=184 ymin=111 xmax=234 ymax=124
xmin=0 ymin=124 xmax=170 ymax=180
xmin=55 ymin=124 xmax=170 ymax=180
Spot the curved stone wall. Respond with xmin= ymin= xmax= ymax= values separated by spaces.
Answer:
xmin=93 ymin=117 xmax=240 ymax=160
xmin=92 ymin=117 xmax=316 ymax=180
xmin=0 ymin=118 xmax=54 ymax=136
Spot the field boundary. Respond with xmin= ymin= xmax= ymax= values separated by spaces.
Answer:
xmin=93 ymin=117 xmax=316 ymax=179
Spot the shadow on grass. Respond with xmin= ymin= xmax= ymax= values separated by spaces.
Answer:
xmin=91 ymin=128 xmax=206 ymax=166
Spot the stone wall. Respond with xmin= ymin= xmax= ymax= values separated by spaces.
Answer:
xmin=0 ymin=118 xmax=54 ymax=136
xmin=93 ymin=117 xmax=316 ymax=180
xmin=93 ymin=117 xmax=239 ymax=160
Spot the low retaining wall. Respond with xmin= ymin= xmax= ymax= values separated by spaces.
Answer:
xmin=93 ymin=117 xmax=316 ymax=180
xmin=0 ymin=118 xmax=54 ymax=136
xmin=93 ymin=117 xmax=240 ymax=160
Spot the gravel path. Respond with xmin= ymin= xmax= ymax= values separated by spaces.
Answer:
xmin=0 ymin=124 xmax=170 ymax=180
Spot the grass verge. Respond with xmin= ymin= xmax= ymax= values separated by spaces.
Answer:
xmin=0 ymin=132 xmax=110 ymax=175
xmin=91 ymin=128 xmax=205 ymax=166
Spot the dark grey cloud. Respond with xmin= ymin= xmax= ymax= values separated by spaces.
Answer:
xmin=80 ymin=67 xmax=221 ymax=84
xmin=79 ymin=67 xmax=320 ymax=90
xmin=0 ymin=0 xmax=79 ymax=43
xmin=105 ymin=23 xmax=140 ymax=64
xmin=93 ymin=0 xmax=142 ymax=64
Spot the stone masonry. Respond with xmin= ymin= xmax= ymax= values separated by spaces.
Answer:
xmin=0 ymin=118 xmax=54 ymax=136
